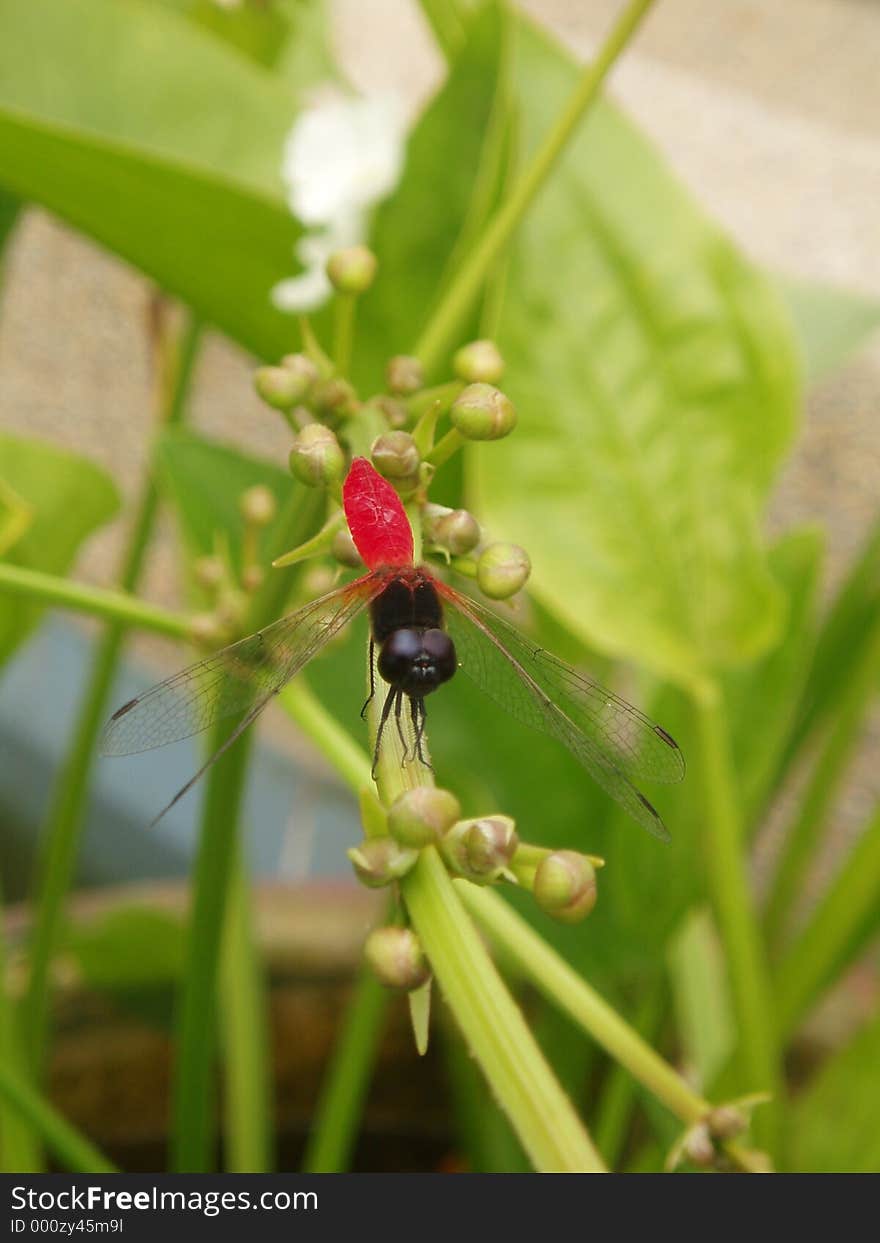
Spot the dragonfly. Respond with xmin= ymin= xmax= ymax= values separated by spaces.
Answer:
xmin=102 ymin=458 xmax=684 ymax=838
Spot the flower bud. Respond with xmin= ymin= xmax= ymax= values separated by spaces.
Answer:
xmin=188 ymin=612 xmax=227 ymax=647
xmin=364 ymin=926 xmax=430 ymax=991
xmin=331 ymin=527 xmax=363 ymax=568
xmin=434 ymin=508 xmax=481 ymax=556
xmin=239 ymin=484 xmax=277 ymax=527
xmin=347 ymin=839 xmax=419 ymax=889
xmin=450 ymin=383 xmax=516 ymax=441
xmin=708 ymin=1106 xmax=746 ymax=1140
xmin=533 ymin=851 xmax=597 ymax=924
xmin=241 ymin=565 xmax=264 ymax=593
xmin=371 ymin=431 xmax=420 ymax=481
xmin=683 ymin=1123 xmax=715 ymax=1169
xmin=326 ymin=245 xmax=378 ymax=295
xmin=442 ymin=815 xmax=518 ymax=884
xmin=279 ymin=353 xmax=318 ymax=400
xmin=193 ymin=555 xmax=225 ymax=591
xmin=476 ymin=542 xmax=531 ymax=599
xmin=386 ymin=355 xmax=424 ymax=396
xmin=289 ymin=425 xmax=345 ymax=487
xmin=388 ymin=787 xmax=461 ymax=848
xmin=453 ymin=339 xmax=504 ymax=385
xmin=253 ymin=365 xmax=303 ymax=411
xmin=420 ymin=502 xmax=452 ymax=543
xmin=311 ymin=377 xmax=358 ymax=418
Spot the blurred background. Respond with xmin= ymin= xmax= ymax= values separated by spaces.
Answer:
xmin=1 ymin=0 xmax=879 ymax=1173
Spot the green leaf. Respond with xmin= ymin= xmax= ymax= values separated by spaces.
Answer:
xmin=775 ymin=274 xmax=880 ymax=384
xmin=475 ymin=20 xmax=800 ymax=692
xmin=347 ymin=3 xmax=505 ymax=389
xmin=788 ymin=1010 xmax=880 ymax=1172
xmin=0 ymin=434 xmax=119 ymax=664
xmin=0 ymin=0 xmax=305 ymax=358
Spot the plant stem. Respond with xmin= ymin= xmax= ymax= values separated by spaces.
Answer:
xmin=764 ymin=620 xmax=880 ymax=946
xmin=592 ymin=981 xmax=665 ymax=1168
xmin=333 ymin=294 xmax=356 ymax=376
xmin=0 ymin=1063 xmax=117 ymax=1173
xmin=280 ymin=679 xmax=372 ymax=791
xmin=691 ymin=684 xmax=781 ymax=1152
xmin=0 ymin=563 xmax=190 ymax=639
xmin=414 ymin=0 xmax=658 ymax=371
xmin=220 ymin=851 xmax=273 ymax=1172
xmin=457 ymin=884 xmax=766 ymax=1173
xmin=302 ymin=969 xmax=389 ymax=1172
xmin=22 ymin=314 xmax=201 ymax=1075
xmin=775 ymin=801 xmax=880 ymax=1038
xmin=404 ymin=849 xmax=605 ymax=1171
xmin=171 ymin=723 xmax=255 ymax=1172
xmin=0 ymin=874 xmax=42 ymax=1171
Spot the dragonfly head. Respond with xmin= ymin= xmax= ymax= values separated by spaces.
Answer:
xmin=378 ymin=627 xmax=457 ymax=698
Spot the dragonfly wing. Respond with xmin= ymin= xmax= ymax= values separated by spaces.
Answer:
xmin=438 ymin=587 xmax=683 ymax=841
xmin=101 ymin=575 xmax=380 ymax=757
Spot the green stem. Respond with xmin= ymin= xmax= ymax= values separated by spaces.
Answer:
xmin=220 ymin=851 xmax=273 ymax=1172
xmin=457 ymin=884 xmax=765 ymax=1173
xmin=0 ymin=563 xmax=190 ymax=639
xmin=22 ymin=314 xmax=201 ymax=1075
xmin=0 ymin=874 xmax=42 ymax=1171
xmin=775 ymin=802 xmax=880 ymax=1037
xmin=764 ymin=620 xmax=880 ymax=946
xmin=0 ymin=1064 xmax=117 ymax=1173
xmin=280 ymin=679 xmax=372 ymax=791
xmin=171 ymin=723 xmax=255 ymax=1172
xmin=333 ymin=294 xmax=356 ymax=376
xmin=691 ymin=685 xmax=781 ymax=1152
xmin=301 ymin=969 xmax=389 ymax=1172
xmin=404 ymin=849 xmax=605 ymax=1171
xmin=414 ymin=0 xmax=658 ymax=371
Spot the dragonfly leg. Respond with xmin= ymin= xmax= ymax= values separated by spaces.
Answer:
xmin=393 ymin=687 xmax=410 ymax=761
xmin=371 ymin=685 xmax=398 ymax=778
xmin=360 ymin=638 xmax=376 ymax=720
xmin=410 ymin=696 xmax=431 ymax=769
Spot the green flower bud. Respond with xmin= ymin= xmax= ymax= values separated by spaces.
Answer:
xmin=193 ymin=555 xmax=225 ymax=591
xmin=364 ymin=926 xmax=430 ymax=991
xmin=388 ymin=787 xmax=462 ymax=848
xmin=289 ymin=424 xmax=345 ymax=488
xmin=386 ymin=354 xmax=424 ymax=396
xmin=434 ymin=508 xmax=481 ymax=556
xmin=533 ymin=851 xmax=597 ymax=924
xmin=239 ymin=484 xmax=277 ymax=527
xmin=331 ymin=527 xmax=363 ymax=569
xmin=188 ymin=612 xmax=227 ymax=647
xmin=347 ymin=839 xmax=419 ymax=889
xmin=311 ymin=377 xmax=358 ymax=418
xmin=450 ymin=383 xmax=516 ymax=441
xmin=326 ymin=245 xmax=378 ymax=295
xmin=708 ymin=1106 xmax=746 ymax=1140
xmin=279 ymin=352 xmax=319 ymax=399
xmin=371 ymin=431 xmax=420 ymax=482
xmin=476 ymin=542 xmax=531 ymax=599
xmin=420 ymin=502 xmax=452 ymax=543
xmin=253 ymin=365 xmax=303 ymax=411
xmin=442 ymin=815 xmax=518 ymax=884
xmin=453 ymin=339 xmax=505 ymax=385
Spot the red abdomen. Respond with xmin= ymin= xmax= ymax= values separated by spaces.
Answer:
xmin=343 ymin=457 xmax=414 ymax=570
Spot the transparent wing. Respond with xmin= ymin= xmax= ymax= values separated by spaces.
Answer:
xmin=101 ymin=575 xmax=380 ymax=757
xmin=438 ymin=585 xmax=684 ymax=841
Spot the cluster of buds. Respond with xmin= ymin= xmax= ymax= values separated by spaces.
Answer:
xmin=251 ymin=244 xmax=530 ymax=598
xmin=189 ymin=483 xmax=278 ymax=648
xmin=666 ymin=1095 xmax=772 ymax=1172
xmin=349 ymin=784 xmax=603 ymax=992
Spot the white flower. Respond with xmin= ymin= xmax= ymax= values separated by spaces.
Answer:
xmin=272 ymin=89 xmax=407 ymax=314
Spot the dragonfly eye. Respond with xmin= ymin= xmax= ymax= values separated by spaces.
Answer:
xmin=378 ymin=627 xmax=457 ymax=696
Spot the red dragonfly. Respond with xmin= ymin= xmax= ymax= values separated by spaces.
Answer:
xmin=102 ymin=458 xmax=684 ymax=838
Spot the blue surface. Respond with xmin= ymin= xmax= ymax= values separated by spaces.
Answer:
xmin=0 ymin=619 xmax=360 ymax=895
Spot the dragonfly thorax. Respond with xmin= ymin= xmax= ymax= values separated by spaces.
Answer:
xmin=378 ymin=626 xmax=457 ymax=698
